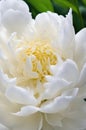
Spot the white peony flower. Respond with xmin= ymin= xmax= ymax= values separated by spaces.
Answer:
xmin=0 ymin=0 xmax=86 ymax=130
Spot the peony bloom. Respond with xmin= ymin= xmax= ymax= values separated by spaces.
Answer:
xmin=0 ymin=0 xmax=86 ymax=130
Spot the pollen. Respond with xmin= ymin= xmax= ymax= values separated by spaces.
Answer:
xmin=20 ymin=41 xmax=57 ymax=81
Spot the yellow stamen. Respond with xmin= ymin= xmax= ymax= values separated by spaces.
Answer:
xmin=19 ymin=41 xmax=57 ymax=82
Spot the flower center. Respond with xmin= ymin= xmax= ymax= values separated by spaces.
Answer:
xmin=18 ymin=41 xmax=57 ymax=83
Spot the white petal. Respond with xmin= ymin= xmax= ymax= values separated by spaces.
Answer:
xmin=12 ymin=113 xmax=42 ymax=130
xmin=78 ymin=63 xmax=86 ymax=87
xmin=5 ymin=86 xmax=37 ymax=105
xmin=62 ymin=88 xmax=78 ymax=97
xmin=56 ymin=59 xmax=79 ymax=82
xmin=24 ymin=56 xmax=38 ymax=79
xmin=2 ymin=9 xmax=31 ymax=34
xmin=35 ymin=9 xmax=75 ymax=58
xmin=45 ymin=113 xmax=63 ymax=127
xmin=40 ymin=96 xmax=73 ymax=113
xmin=0 ymin=0 xmax=29 ymax=14
xmin=49 ymin=56 xmax=63 ymax=75
xmin=0 ymin=70 xmax=16 ymax=93
xmin=35 ymin=12 xmax=58 ymax=41
xmin=13 ymin=106 xmax=39 ymax=116
xmin=77 ymin=63 xmax=86 ymax=97
xmin=57 ymin=99 xmax=86 ymax=130
xmin=42 ymin=118 xmax=54 ymax=130
xmin=75 ymin=28 xmax=86 ymax=68
xmin=54 ymin=9 xmax=75 ymax=58
xmin=43 ymin=79 xmax=71 ymax=99
xmin=0 ymin=26 xmax=8 ymax=44
xmin=0 ymin=96 xmax=42 ymax=130
xmin=0 ymin=0 xmax=32 ymax=34
xmin=0 ymin=124 xmax=9 ymax=130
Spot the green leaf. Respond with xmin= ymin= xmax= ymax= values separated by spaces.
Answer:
xmin=25 ymin=0 xmax=54 ymax=12
xmin=53 ymin=0 xmax=84 ymax=31
xmin=82 ymin=0 xmax=86 ymax=6
xmin=54 ymin=0 xmax=79 ymax=13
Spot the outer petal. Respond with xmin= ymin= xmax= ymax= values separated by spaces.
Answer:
xmin=75 ymin=28 xmax=86 ymax=68
xmin=0 ymin=0 xmax=32 ymax=34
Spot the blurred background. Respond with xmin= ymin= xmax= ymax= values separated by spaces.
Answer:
xmin=24 ymin=0 xmax=86 ymax=33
